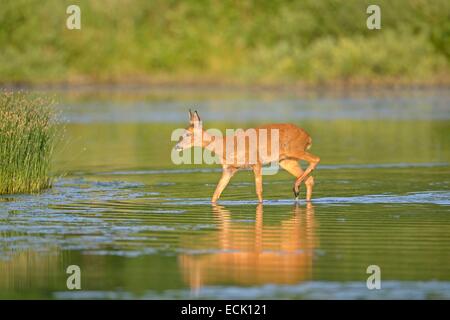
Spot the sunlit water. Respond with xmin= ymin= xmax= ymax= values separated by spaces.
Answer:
xmin=0 ymin=88 xmax=449 ymax=299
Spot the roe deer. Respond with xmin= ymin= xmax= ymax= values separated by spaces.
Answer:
xmin=173 ymin=110 xmax=320 ymax=203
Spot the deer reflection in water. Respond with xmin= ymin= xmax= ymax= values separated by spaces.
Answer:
xmin=178 ymin=203 xmax=317 ymax=291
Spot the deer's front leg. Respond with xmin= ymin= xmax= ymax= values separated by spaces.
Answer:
xmin=211 ymin=166 xmax=237 ymax=203
xmin=252 ymin=164 xmax=263 ymax=203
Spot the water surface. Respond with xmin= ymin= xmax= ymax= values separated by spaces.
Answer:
xmin=1 ymin=88 xmax=449 ymax=299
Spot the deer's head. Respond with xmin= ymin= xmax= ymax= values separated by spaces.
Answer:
xmin=173 ymin=110 xmax=204 ymax=151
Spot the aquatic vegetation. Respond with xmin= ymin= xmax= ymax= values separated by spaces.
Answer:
xmin=0 ymin=91 xmax=58 ymax=194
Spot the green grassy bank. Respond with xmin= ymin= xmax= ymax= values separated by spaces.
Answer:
xmin=0 ymin=0 xmax=449 ymax=85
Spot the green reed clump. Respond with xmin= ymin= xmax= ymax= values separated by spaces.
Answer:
xmin=0 ymin=91 xmax=58 ymax=194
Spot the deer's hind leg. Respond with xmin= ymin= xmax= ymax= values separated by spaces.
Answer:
xmin=292 ymin=152 xmax=320 ymax=200
xmin=279 ymin=159 xmax=315 ymax=201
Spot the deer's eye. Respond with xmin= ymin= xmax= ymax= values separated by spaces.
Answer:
xmin=185 ymin=132 xmax=192 ymax=137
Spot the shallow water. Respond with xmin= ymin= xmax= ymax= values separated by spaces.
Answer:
xmin=0 ymin=88 xmax=449 ymax=299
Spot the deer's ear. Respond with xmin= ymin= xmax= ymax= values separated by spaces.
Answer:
xmin=193 ymin=110 xmax=201 ymax=122
xmin=188 ymin=109 xmax=193 ymax=121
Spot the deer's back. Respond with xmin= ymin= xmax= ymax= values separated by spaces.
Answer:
xmin=220 ymin=123 xmax=312 ymax=166
xmin=257 ymin=123 xmax=312 ymax=156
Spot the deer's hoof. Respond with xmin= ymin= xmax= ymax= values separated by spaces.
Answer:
xmin=292 ymin=186 xmax=299 ymax=199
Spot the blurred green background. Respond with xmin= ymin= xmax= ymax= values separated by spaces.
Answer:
xmin=0 ymin=0 xmax=449 ymax=85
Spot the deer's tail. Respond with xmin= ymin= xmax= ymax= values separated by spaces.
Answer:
xmin=306 ymin=137 xmax=312 ymax=151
